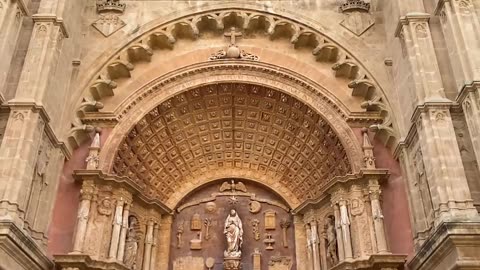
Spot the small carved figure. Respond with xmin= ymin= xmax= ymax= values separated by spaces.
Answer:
xmin=224 ymin=209 xmax=243 ymax=258
xmin=249 ymin=201 xmax=262 ymax=214
xmin=191 ymin=213 xmax=202 ymax=230
xmin=220 ymin=180 xmax=247 ymax=193
xmin=124 ymin=216 xmax=139 ymax=268
xmin=190 ymin=232 xmax=202 ymax=250
xmin=280 ymin=218 xmax=291 ymax=248
xmin=204 ymin=218 xmax=212 ymax=240
xmin=263 ymin=233 xmax=275 ymax=250
xmin=264 ymin=210 xmax=276 ymax=230
xmin=176 ymin=221 xmax=184 ymax=248
xmin=252 ymin=219 xmax=260 ymax=241
xmin=98 ymin=198 xmax=113 ymax=216
xmin=325 ymin=216 xmax=338 ymax=267
xmin=205 ymin=202 xmax=217 ymax=213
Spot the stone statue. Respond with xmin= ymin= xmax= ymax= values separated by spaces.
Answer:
xmin=224 ymin=209 xmax=243 ymax=258
xmin=124 ymin=216 xmax=139 ymax=268
xmin=326 ymin=216 xmax=338 ymax=267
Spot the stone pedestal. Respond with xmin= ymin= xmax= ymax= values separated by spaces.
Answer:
xmin=224 ymin=257 xmax=241 ymax=270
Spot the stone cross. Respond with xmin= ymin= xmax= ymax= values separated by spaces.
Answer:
xmin=224 ymin=27 xmax=242 ymax=45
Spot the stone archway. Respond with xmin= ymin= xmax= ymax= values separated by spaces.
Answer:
xmin=109 ymin=83 xmax=355 ymax=209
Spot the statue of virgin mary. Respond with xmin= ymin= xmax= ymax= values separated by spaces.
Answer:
xmin=224 ymin=209 xmax=243 ymax=258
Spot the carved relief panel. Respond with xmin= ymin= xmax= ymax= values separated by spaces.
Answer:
xmin=171 ymin=179 xmax=296 ymax=270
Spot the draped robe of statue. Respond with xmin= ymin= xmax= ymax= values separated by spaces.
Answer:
xmin=224 ymin=209 xmax=243 ymax=258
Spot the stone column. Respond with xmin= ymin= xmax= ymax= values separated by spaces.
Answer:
xmin=143 ymin=220 xmax=154 ymax=270
xmin=72 ymin=181 xmax=95 ymax=253
xmin=293 ymin=215 xmax=308 ymax=270
xmin=333 ymin=204 xmax=345 ymax=262
xmin=0 ymin=0 xmax=26 ymax=97
xmin=117 ymin=202 xmax=131 ymax=261
xmin=368 ymin=180 xmax=388 ymax=254
xmin=108 ymin=194 xmax=125 ymax=259
xmin=397 ymin=13 xmax=478 ymax=225
xmin=339 ymin=201 xmax=353 ymax=259
xmin=305 ymin=224 xmax=314 ymax=270
xmin=150 ymin=223 xmax=160 ymax=269
xmin=310 ymin=220 xmax=322 ymax=270
xmin=319 ymin=230 xmax=328 ymax=270
xmin=436 ymin=0 xmax=480 ymax=88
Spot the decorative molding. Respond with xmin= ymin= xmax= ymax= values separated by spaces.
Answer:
xmin=0 ymin=221 xmax=54 ymax=270
xmin=72 ymin=170 xmax=173 ymax=215
xmin=1 ymin=101 xmax=71 ymax=159
xmin=54 ymin=254 xmax=129 ymax=270
xmin=31 ymin=14 xmax=69 ymax=38
xmin=394 ymin=13 xmax=431 ymax=38
xmin=292 ymin=169 xmax=390 ymax=214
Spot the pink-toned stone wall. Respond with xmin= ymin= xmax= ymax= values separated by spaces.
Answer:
xmin=47 ymin=129 xmax=112 ymax=256
xmin=353 ymin=128 xmax=414 ymax=256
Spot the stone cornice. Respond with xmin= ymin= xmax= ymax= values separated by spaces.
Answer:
xmin=292 ymin=169 xmax=390 ymax=214
xmin=434 ymin=0 xmax=449 ymax=16
xmin=81 ymin=112 xmax=118 ymax=128
xmin=456 ymin=81 xmax=480 ymax=105
xmin=395 ymin=12 xmax=431 ymax=38
xmin=393 ymin=100 xmax=457 ymax=158
xmin=15 ymin=0 xmax=30 ymax=16
xmin=1 ymin=101 xmax=72 ymax=159
xmin=0 ymin=221 xmax=54 ymax=270
xmin=331 ymin=254 xmax=407 ymax=270
xmin=72 ymin=170 xmax=173 ymax=215
xmin=408 ymin=221 xmax=480 ymax=270
xmin=54 ymin=254 xmax=129 ymax=270
xmin=32 ymin=14 xmax=69 ymax=38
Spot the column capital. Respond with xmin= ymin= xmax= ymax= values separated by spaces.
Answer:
xmin=395 ymin=12 xmax=431 ymax=37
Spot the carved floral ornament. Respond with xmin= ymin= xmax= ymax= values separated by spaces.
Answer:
xmin=73 ymin=8 xmax=396 ymax=150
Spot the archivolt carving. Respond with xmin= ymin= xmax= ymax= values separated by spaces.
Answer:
xmin=113 ymin=84 xmax=351 ymax=204
xmin=73 ymin=8 xmax=395 ymax=150
xmin=82 ymin=9 xmax=382 ymax=99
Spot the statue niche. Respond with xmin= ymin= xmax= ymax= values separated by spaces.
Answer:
xmin=325 ymin=216 xmax=338 ymax=268
xmin=170 ymin=179 xmax=296 ymax=270
xmin=224 ymin=209 xmax=243 ymax=258
xmin=124 ymin=215 xmax=140 ymax=268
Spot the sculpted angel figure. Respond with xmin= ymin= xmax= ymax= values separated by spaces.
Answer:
xmin=224 ymin=209 xmax=243 ymax=258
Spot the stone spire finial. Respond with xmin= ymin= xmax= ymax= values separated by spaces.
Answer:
xmin=362 ymin=127 xmax=376 ymax=169
xmin=86 ymin=128 xmax=102 ymax=170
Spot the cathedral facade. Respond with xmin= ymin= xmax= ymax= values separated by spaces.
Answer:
xmin=0 ymin=0 xmax=479 ymax=269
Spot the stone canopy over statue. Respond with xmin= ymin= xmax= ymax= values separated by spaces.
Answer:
xmin=224 ymin=209 xmax=243 ymax=258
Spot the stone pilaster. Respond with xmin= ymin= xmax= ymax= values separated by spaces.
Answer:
xmin=395 ymin=13 xmax=448 ymax=104
xmin=72 ymin=180 xmax=95 ymax=253
xmin=396 ymin=10 xmax=478 ymax=227
xmin=157 ymin=215 xmax=172 ymax=270
xmin=368 ymin=179 xmax=388 ymax=254
xmin=150 ymin=223 xmax=159 ymax=269
xmin=436 ymin=0 xmax=480 ymax=87
xmin=415 ymin=104 xmax=477 ymax=223
xmin=143 ymin=219 xmax=154 ymax=270
xmin=117 ymin=202 xmax=131 ymax=261
xmin=0 ymin=0 xmax=26 ymax=98
xmin=294 ymin=214 xmax=308 ymax=270
xmin=108 ymin=189 xmax=128 ymax=260
xmin=333 ymin=204 xmax=345 ymax=262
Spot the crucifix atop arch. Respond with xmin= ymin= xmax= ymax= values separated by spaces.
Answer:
xmin=224 ymin=27 xmax=243 ymax=45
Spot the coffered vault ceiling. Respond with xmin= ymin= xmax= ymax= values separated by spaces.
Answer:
xmin=113 ymin=83 xmax=351 ymax=202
